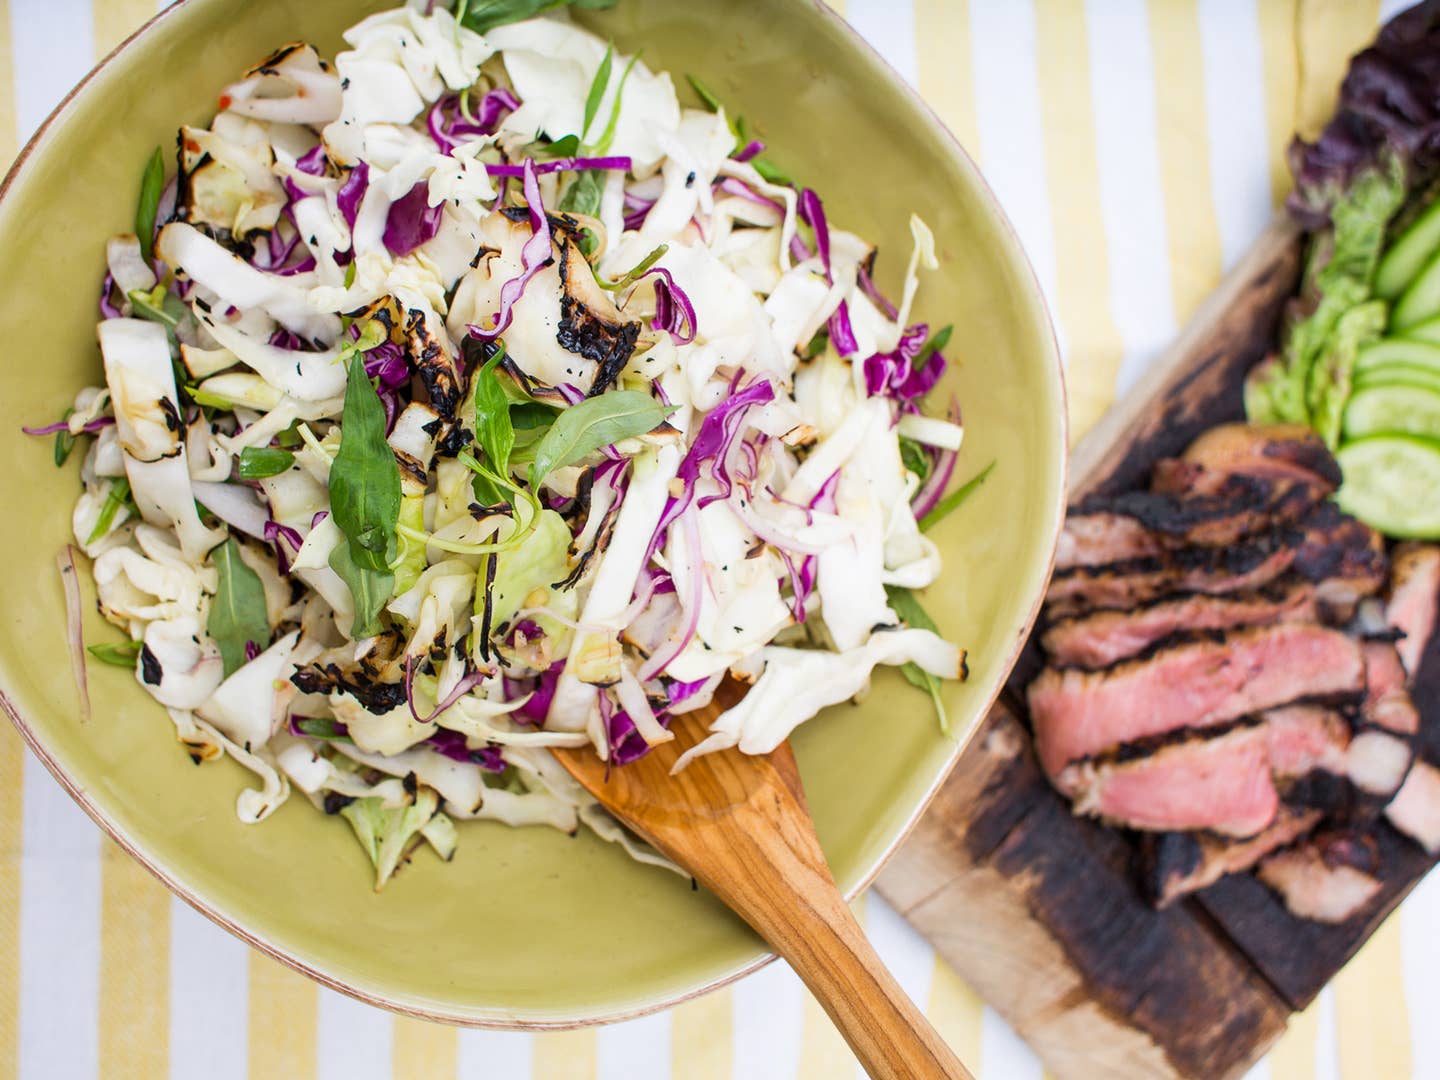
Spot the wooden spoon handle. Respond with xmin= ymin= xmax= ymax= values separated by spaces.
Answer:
xmin=701 ymin=824 xmax=973 ymax=1079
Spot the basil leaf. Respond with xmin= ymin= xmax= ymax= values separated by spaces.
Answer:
xmin=529 ymin=391 xmax=674 ymax=486
xmin=916 ymin=323 xmax=953 ymax=370
xmin=328 ymin=541 xmax=394 ymax=639
xmin=460 ymin=0 xmax=615 ymax=35
xmin=686 ymin=74 xmax=723 ymax=113
xmin=558 ymin=170 xmax=604 ymax=217
xmin=87 ymin=477 xmax=132 ymax=544
xmin=919 ymin=460 xmax=995 ymax=533
xmin=237 ymin=446 xmax=296 ymax=480
xmin=544 ymin=133 xmax=581 ymax=158
xmin=330 ymin=352 xmax=401 ymax=574
xmin=53 ymin=409 xmax=76 ymax=467
xmin=87 ymin=640 xmax=142 ymax=667
xmin=135 ymin=146 xmax=165 ymax=264
xmin=475 ymin=351 xmax=515 ymax=479
xmin=884 ymin=585 xmax=950 ymax=735
xmin=583 ymin=44 xmax=614 ymax=141
xmin=209 ymin=538 xmax=271 ymax=677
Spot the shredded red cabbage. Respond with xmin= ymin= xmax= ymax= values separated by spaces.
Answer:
xmin=642 ymin=266 xmax=698 ymax=345
xmin=467 ymin=159 xmax=553 ymax=341
xmin=857 ymin=263 xmax=898 ymax=319
xmin=484 ymin=156 xmax=632 ymax=178
xmin=99 ymin=273 xmax=123 ymax=319
xmin=426 ymin=87 xmax=520 ymax=153
xmin=506 ymin=661 xmax=564 ymax=725
xmin=782 ymin=470 xmax=839 ymax=621
xmin=714 ymin=177 xmax=785 ymax=215
xmin=733 ymin=139 xmax=765 ymax=163
xmin=383 ymin=182 xmax=445 ymax=257
xmin=337 ymin=162 xmax=369 ymax=231
xmin=424 ymin=727 xmax=507 ymax=773
xmin=908 ymin=400 xmax=963 ymax=521
xmin=798 ymin=188 xmax=861 ymax=357
xmin=862 ymin=323 xmax=945 ymax=402
xmin=23 ymin=416 xmax=114 ymax=437
xmin=262 ymin=519 xmax=304 ymax=575
xmin=403 ymin=656 xmax=488 ymax=724
xmin=607 ymin=695 xmax=673 ymax=766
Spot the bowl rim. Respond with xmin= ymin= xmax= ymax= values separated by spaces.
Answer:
xmin=0 ymin=0 xmax=1067 ymax=1029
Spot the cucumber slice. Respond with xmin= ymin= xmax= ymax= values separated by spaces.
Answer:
xmin=1356 ymin=367 xmax=1440 ymax=396
xmin=1398 ymin=312 xmax=1440 ymax=345
xmin=1377 ymin=196 xmax=1440 ymax=300
xmin=1357 ymin=338 xmax=1440 ymax=375
xmin=1343 ymin=383 xmax=1440 ymax=441
xmin=1335 ymin=435 xmax=1440 ymax=538
xmin=1393 ymin=248 xmax=1440 ymax=330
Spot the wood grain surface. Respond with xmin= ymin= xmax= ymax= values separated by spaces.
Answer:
xmin=877 ymin=218 xmax=1440 ymax=1078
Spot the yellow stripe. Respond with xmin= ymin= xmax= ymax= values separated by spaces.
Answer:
xmin=914 ymin=0 xmax=979 ymax=157
xmin=1294 ymin=0 xmax=1380 ymax=142
xmin=1256 ymin=0 xmax=1300 ymax=207
xmin=531 ymin=1028 xmax=597 ymax=1080
xmin=1267 ymin=993 xmax=1319 ymax=1080
xmin=1334 ymin=915 xmax=1410 ymax=1080
xmin=1148 ymin=0 xmax=1224 ymax=325
xmin=248 ymin=953 xmax=317 ymax=1080
xmin=798 ymin=893 xmax=864 ymax=1076
xmin=670 ymin=988 xmax=732 ymax=1080
xmin=393 ymin=1017 xmax=458 ymax=1080
xmin=1034 ymin=0 xmax=1125 ymax=442
xmin=0 ymin=0 xmax=15 ymax=167
xmin=823 ymin=0 xmax=847 ymax=19
xmin=0 ymin=727 xmax=21 ymax=1080
xmin=90 ymin=0 xmax=155 ymax=60
xmin=924 ymin=958 xmax=983 ymax=1068
xmin=99 ymin=841 xmax=169 ymax=1079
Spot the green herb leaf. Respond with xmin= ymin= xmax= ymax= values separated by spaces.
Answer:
xmin=919 ymin=460 xmax=996 ymax=533
xmin=529 ymin=391 xmax=674 ymax=486
xmin=686 ymin=74 xmax=723 ymax=112
xmin=544 ymin=133 xmax=581 ymax=157
xmin=510 ymin=401 xmax=560 ymax=431
xmin=53 ymin=409 xmax=76 ymax=467
xmin=328 ymin=541 xmax=394 ymax=639
xmin=87 ymin=639 xmax=142 ymax=667
xmin=583 ymin=43 xmax=614 ymax=141
xmin=295 ymin=716 xmax=348 ymax=740
xmin=208 ymin=538 xmax=271 ymax=677
xmin=87 ymin=477 xmax=132 ymax=544
xmin=474 ymin=350 xmax=515 ymax=479
xmin=884 ymin=585 xmax=950 ymax=735
xmin=237 ymin=446 xmax=296 ymax=480
xmin=751 ymin=156 xmax=792 ymax=187
xmin=459 ymin=0 xmax=616 ymax=35
xmin=800 ymin=327 xmax=829 ymax=360
xmin=135 ymin=146 xmax=165 ymax=264
xmin=343 ymin=259 xmax=357 ymax=289
xmin=187 ymin=387 xmax=234 ymax=410
xmin=330 ymin=352 xmax=402 ymax=574
xmin=593 ymin=53 xmax=640 ymax=156
xmin=558 ymin=170 xmax=605 ymax=217
xmin=596 ymin=242 xmax=668 ymax=290
xmin=274 ymin=422 xmax=304 ymax=449
xmin=916 ymin=324 xmax=953 ymax=370
xmin=128 ymin=286 xmax=187 ymax=331
xmin=899 ymin=437 xmax=931 ymax=484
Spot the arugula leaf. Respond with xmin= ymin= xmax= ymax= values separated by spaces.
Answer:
xmin=459 ymin=0 xmax=617 ymax=37
xmin=328 ymin=541 xmax=394 ymax=639
xmin=53 ymin=408 xmax=76 ymax=467
xmin=474 ymin=350 xmax=515 ymax=479
xmin=237 ymin=446 xmax=296 ymax=480
xmin=916 ymin=324 xmax=953 ymax=369
xmin=330 ymin=352 xmax=401 ymax=574
xmin=87 ymin=639 xmax=142 ymax=667
xmin=583 ymin=44 xmax=614 ymax=141
xmin=510 ymin=401 xmax=559 ymax=431
xmin=529 ymin=391 xmax=674 ymax=486
xmin=884 ymin=585 xmax=950 ymax=735
xmin=544 ymin=133 xmax=582 ymax=158
xmin=686 ymin=74 xmax=723 ymax=113
xmin=919 ymin=460 xmax=995 ymax=533
xmin=135 ymin=146 xmax=165 ymax=264
xmin=87 ymin=477 xmax=133 ymax=544
xmin=208 ymin=538 xmax=271 ymax=677
xmin=558 ymin=170 xmax=604 ymax=217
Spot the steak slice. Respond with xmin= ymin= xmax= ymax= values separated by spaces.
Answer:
xmin=1054 ymin=512 xmax=1162 ymax=571
xmin=1041 ymin=581 xmax=1319 ymax=670
xmin=1140 ymin=806 xmax=1324 ymax=908
xmin=1029 ymin=623 xmax=1366 ymax=778
xmin=1265 ymin=705 xmax=1352 ymax=778
xmin=1174 ymin=422 xmax=1343 ymax=489
xmin=1257 ymin=831 xmax=1383 ymax=924
xmin=1058 ymin=724 xmax=1279 ymax=837
xmin=1386 ymin=542 xmax=1440 ymax=678
xmin=1387 ymin=760 xmax=1440 ymax=854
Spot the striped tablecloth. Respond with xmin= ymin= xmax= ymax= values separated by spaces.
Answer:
xmin=1 ymin=1 xmax=1433 ymax=1077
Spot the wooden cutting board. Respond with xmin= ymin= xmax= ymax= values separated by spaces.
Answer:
xmin=875 ymin=219 xmax=1440 ymax=1080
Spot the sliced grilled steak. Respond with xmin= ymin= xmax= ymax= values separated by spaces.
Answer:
xmin=1386 ymin=542 xmax=1440 ymax=677
xmin=1345 ymin=642 xmax=1417 ymax=805
xmin=1265 ymin=705 xmax=1351 ymax=778
xmin=1058 ymin=724 xmax=1279 ymax=837
xmin=1257 ymin=831 xmax=1383 ymax=924
xmin=1055 ymin=511 xmax=1162 ymax=571
xmin=1387 ymin=760 xmax=1440 ymax=854
xmin=1140 ymin=806 xmax=1324 ymax=908
xmin=1029 ymin=623 xmax=1366 ymax=777
xmin=1041 ymin=582 xmax=1319 ymax=670
xmin=1174 ymin=422 xmax=1343 ymax=489
xmin=1293 ymin=502 xmax=1388 ymax=607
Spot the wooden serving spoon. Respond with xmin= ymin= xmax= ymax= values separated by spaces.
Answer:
xmin=553 ymin=684 xmax=973 ymax=1080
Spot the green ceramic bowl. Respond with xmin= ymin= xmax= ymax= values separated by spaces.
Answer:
xmin=0 ymin=0 xmax=1064 ymax=1025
